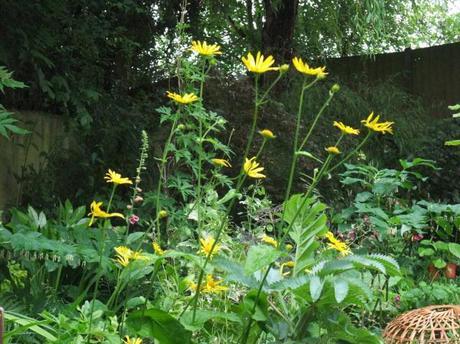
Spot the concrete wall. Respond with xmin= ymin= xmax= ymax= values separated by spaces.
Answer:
xmin=0 ymin=111 xmax=64 ymax=209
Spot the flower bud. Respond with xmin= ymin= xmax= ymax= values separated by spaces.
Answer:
xmin=126 ymin=204 xmax=133 ymax=210
xmin=279 ymin=64 xmax=290 ymax=73
xmin=134 ymin=196 xmax=144 ymax=204
xmin=177 ymin=124 xmax=186 ymax=131
xmin=331 ymin=83 xmax=340 ymax=93
xmin=158 ymin=210 xmax=168 ymax=219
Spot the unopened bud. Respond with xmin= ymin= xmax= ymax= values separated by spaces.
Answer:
xmin=331 ymin=83 xmax=340 ymax=93
xmin=158 ymin=210 xmax=168 ymax=219
xmin=177 ymin=124 xmax=186 ymax=131
xmin=134 ymin=196 xmax=143 ymax=204
xmin=126 ymin=204 xmax=133 ymax=210
xmin=136 ymin=187 xmax=142 ymax=193
xmin=279 ymin=64 xmax=290 ymax=73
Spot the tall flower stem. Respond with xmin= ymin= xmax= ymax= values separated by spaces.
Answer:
xmin=327 ymin=131 xmax=372 ymax=173
xmin=284 ymin=78 xmax=320 ymax=200
xmin=242 ymin=75 xmax=259 ymax=162
xmin=86 ymin=185 xmax=117 ymax=344
xmin=195 ymin=61 xmax=208 ymax=237
xmin=154 ymin=115 xmax=179 ymax=243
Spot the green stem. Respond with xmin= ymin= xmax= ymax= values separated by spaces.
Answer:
xmin=327 ymin=131 xmax=372 ymax=174
xmin=86 ymin=185 xmax=116 ymax=343
xmin=196 ymin=61 xmax=207 ymax=237
xmin=298 ymin=91 xmax=335 ymax=151
xmin=242 ymin=75 xmax=259 ymax=162
xmin=154 ymin=116 xmax=179 ymax=242
xmin=284 ymin=78 xmax=321 ymax=200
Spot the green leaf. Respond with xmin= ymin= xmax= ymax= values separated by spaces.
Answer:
xmin=126 ymin=308 xmax=191 ymax=344
xmin=180 ymin=310 xmax=241 ymax=331
xmin=333 ymin=279 xmax=349 ymax=303
xmin=445 ymin=140 xmax=460 ymax=146
xmin=244 ymin=245 xmax=282 ymax=275
xmin=448 ymin=243 xmax=460 ymax=259
xmin=310 ymin=275 xmax=324 ymax=302
xmin=284 ymin=195 xmax=328 ymax=276
xmin=433 ymin=258 xmax=446 ymax=269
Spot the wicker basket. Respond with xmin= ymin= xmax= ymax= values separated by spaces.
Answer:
xmin=383 ymin=305 xmax=460 ymax=343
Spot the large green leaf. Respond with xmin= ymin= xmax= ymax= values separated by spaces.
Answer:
xmin=180 ymin=310 xmax=241 ymax=331
xmin=126 ymin=309 xmax=191 ymax=344
xmin=284 ymin=194 xmax=328 ymax=275
xmin=244 ymin=245 xmax=282 ymax=275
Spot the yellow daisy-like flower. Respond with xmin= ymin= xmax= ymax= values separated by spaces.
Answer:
xmin=333 ymin=121 xmax=360 ymax=135
xmin=361 ymin=112 xmax=394 ymax=134
xmin=166 ymin=91 xmax=199 ymax=105
xmin=88 ymin=201 xmax=124 ymax=226
xmin=203 ymin=274 xmax=228 ymax=293
xmin=292 ymin=57 xmax=328 ymax=78
xmin=114 ymin=246 xmax=147 ymax=267
xmin=241 ymin=52 xmax=278 ymax=74
xmin=152 ymin=242 xmax=165 ymax=256
xmin=211 ymin=158 xmax=232 ymax=168
xmin=258 ymin=129 xmax=276 ymax=139
xmin=104 ymin=169 xmax=132 ymax=185
xmin=123 ymin=336 xmax=142 ymax=344
xmin=325 ymin=231 xmax=351 ymax=256
xmin=325 ymin=146 xmax=341 ymax=154
xmin=114 ymin=246 xmax=133 ymax=267
xmin=261 ymin=234 xmax=278 ymax=247
xmin=198 ymin=236 xmax=221 ymax=258
xmin=190 ymin=40 xmax=222 ymax=56
xmin=243 ymin=157 xmax=266 ymax=179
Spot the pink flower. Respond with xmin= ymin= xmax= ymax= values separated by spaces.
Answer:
xmin=411 ymin=233 xmax=424 ymax=242
xmin=129 ymin=214 xmax=139 ymax=225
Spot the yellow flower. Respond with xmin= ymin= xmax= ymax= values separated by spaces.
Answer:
xmin=258 ymin=129 xmax=276 ymax=139
xmin=333 ymin=121 xmax=360 ymax=135
xmin=153 ymin=242 xmax=165 ymax=256
xmin=361 ymin=112 xmax=394 ymax=134
xmin=114 ymin=246 xmax=146 ymax=267
xmin=187 ymin=279 xmax=198 ymax=292
xmin=123 ymin=336 xmax=142 ymax=344
xmin=211 ymin=158 xmax=232 ymax=168
xmin=104 ymin=169 xmax=132 ymax=185
xmin=241 ymin=52 xmax=278 ymax=74
xmin=130 ymin=251 xmax=148 ymax=261
xmin=166 ymin=91 xmax=199 ymax=104
xmin=244 ymin=157 xmax=266 ymax=179
xmin=190 ymin=40 xmax=222 ymax=56
xmin=203 ymin=274 xmax=228 ymax=293
xmin=325 ymin=146 xmax=341 ymax=154
xmin=325 ymin=231 xmax=351 ymax=256
xmin=198 ymin=236 xmax=221 ymax=258
xmin=261 ymin=234 xmax=278 ymax=247
xmin=280 ymin=261 xmax=295 ymax=276
xmin=88 ymin=201 xmax=124 ymax=226
xmin=114 ymin=246 xmax=133 ymax=267
xmin=292 ymin=57 xmax=328 ymax=78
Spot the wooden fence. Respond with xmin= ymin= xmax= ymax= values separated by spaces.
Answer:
xmin=327 ymin=42 xmax=460 ymax=116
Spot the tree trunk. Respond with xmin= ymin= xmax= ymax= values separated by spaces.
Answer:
xmin=262 ymin=0 xmax=299 ymax=62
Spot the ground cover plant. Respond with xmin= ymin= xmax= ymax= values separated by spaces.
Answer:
xmin=0 ymin=40 xmax=413 ymax=344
